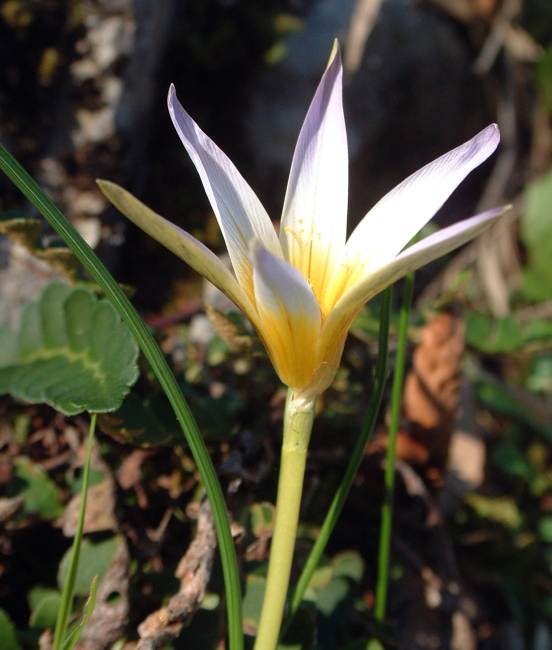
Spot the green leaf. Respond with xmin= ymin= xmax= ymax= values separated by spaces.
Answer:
xmin=539 ymin=516 xmax=552 ymax=543
xmin=0 ymin=609 xmax=22 ymax=650
xmin=537 ymin=46 xmax=552 ymax=116
xmin=491 ymin=444 xmax=532 ymax=480
xmin=464 ymin=493 xmax=523 ymax=529
xmin=28 ymin=587 xmax=62 ymax=630
xmin=316 ymin=577 xmax=349 ymax=616
xmin=98 ymin=392 xmax=179 ymax=447
xmin=520 ymin=168 xmax=552 ymax=300
xmin=331 ymin=551 xmax=364 ymax=582
xmin=527 ymin=355 xmax=552 ymax=393
xmin=0 ymin=282 xmax=139 ymax=415
xmin=249 ymin=502 xmax=276 ymax=538
xmin=58 ymin=536 xmax=122 ymax=597
xmin=466 ymin=313 xmax=523 ymax=354
xmin=60 ymin=576 xmax=98 ymax=650
xmin=477 ymin=382 xmax=552 ymax=439
xmin=242 ymin=574 xmax=266 ymax=635
xmin=0 ymin=324 xmax=18 ymax=367
xmin=8 ymin=457 xmax=64 ymax=520
xmin=99 ymin=384 xmax=244 ymax=447
xmin=181 ymin=384 xmax=244 ymax=441
xmin=307 ymin=563 xmax=333 ymax=591
xmin=365 ymin=641 xmax=385 ymax=650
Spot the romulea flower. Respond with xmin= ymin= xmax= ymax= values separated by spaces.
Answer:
xmin=98 ymin=45 xmax=504 ymax=400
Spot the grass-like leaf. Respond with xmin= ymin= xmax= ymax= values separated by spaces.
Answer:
xmin=60 ymin=576 xmax=98 ymax=650
xmin=0 ymin=142 xmax=243 ymax=650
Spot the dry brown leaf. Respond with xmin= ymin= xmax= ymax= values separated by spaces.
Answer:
xmin=0 ymin=496 xmax=23 ymax=524
xmin=402 ymin=312 xmax=465 ymax=484
xmin=205 ymin=303 xmax=254 ymax=354
xmin=59 ymin=437 xmax=118 ymax=535
xmin=117 ymin=449 xmax=154 ymax=490
xmin=61 ymin=478 xmax=118 ymax=536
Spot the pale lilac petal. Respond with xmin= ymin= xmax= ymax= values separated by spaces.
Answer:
xmin=280 ymin=45 xmax=348 ymax=308
xmin=251 ymin=241 xmax=321 ymax=390
xmin=168 ymin=85 xmax=282 ymax=302
xmin=97 ymin=180 xmax=261 ymax=328
xmin=320 ymin=206 xmax=507 ymax=364
xmin=326 ymin=125 xmax=500 ymax=308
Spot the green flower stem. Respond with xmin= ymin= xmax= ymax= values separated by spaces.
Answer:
xmin=253 ymin=393 xmax=315 ymax=650
xmin=0 ymin=145 xmax=243 ymax=650
xmin=374 ymin=273 xmax=415 ymax=623
xmin=53 ymin=413 xmax=97 ymax=650
xmin=282 ymin=287 xmax=392 ymax=638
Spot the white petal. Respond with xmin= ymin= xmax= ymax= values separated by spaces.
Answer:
xmin=326 ymin=125 xmax=501 ymax=306
xmin=320 ymin=206 xmax=508 ymax=364
xmin=279 ymin=46 xmax=348 ymax=308
xmin=97 ymin=180 xmax=261 ymax=328
xmin=251 ymin=241 xmax=321 ymax=390
xmin=168 ymin=85 xmax=282 ymax=302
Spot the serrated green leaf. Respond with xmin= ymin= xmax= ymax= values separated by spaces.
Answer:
xmin=0 ymin=608 xmax=22 ymax=650
xmin=0 ymin=282 xmax=139 ymax=415
xmin=8 ymin=457 xmax=64 ymax=519
xmin=0 ymin=324 xmax=18 ymax=367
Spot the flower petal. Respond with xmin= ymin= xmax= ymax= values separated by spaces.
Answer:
xmin=280 ymin=44 xmax=348 ymax=310
xmin=97 ymin=180 xmax=260 ymax=326
xmin=325 ymin=124 xmax=500 ymax=311
xmin=320 ymin=206 xmax=508 ymax=364
xmin=168 ymin=85 xmax=282 ymax=302
xmin=251 ymin=240 xmax=321 ymax=390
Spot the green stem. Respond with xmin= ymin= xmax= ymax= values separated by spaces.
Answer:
xmin=374 ymin=273 xmax=415 ymax=623
xmin=53 ymin=413 xmax=97 ymax=650
xmin=282 ymin=287 xmax=392 ymax=637
xmin=253 ymin=392 xmax=315 ymax=650
xmin=0 ymin=144 xmax=243 ymax=650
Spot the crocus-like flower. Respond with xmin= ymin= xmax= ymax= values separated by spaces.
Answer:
xmin=98 ymin=47 xmax=504 ymax=400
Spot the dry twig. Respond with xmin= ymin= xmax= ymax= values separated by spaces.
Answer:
xmin=136 ymin=496 xmax=217 ymax=650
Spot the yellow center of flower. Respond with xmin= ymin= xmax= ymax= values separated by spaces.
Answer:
xmin=284 ymin=221 xmax=323 ymax=294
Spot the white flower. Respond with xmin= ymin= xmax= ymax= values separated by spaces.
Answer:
xmin=98 ymin=46 xmax=504 ymax=398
